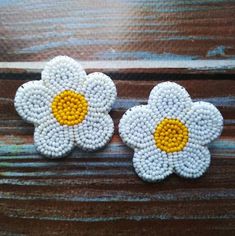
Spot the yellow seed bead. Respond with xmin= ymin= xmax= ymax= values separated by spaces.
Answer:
xmin=154 ymin=118 xmax=188 ymax=154
xmin=51 ymin=90 xmax=88 ymax=126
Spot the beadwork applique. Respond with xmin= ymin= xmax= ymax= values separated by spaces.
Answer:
xmin=15 ymin=56 xmax=117 ymax=158
xmin=119 ymin=82 xmax=223 ymax=182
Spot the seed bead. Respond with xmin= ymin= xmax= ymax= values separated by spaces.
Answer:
xmin=154 ymin=118 xmax=188 ymax=153
xmin=51 ymin=90 xmax=88 ymax=126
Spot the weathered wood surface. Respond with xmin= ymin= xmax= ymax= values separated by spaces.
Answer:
xmin=0 ymin=74 xmax=235 ymax=235
xmin=0 ymin=0 xmax=235 ymax=61
xmin=0 ymin=0 xmax=235 ymax=235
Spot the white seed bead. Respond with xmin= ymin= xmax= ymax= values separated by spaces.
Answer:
xmin=14 ymin=56 xmax=116 ymax=158
xmin=42 ymin=56 xmax=86 ymax=93
xmin=148 ymin=81 xmax=192 ymax=120
xmin=119 ymin=105 xmax=156 ymax=150
xmin=75 ymin=113 xmax=114 ymax=151
xmin=185 ymin=101 xmax=223 ymax=145
xmin=119 ymin=82 xmax=223 ymax=182
xmin=82 ymin=72 xmax=117 ymax=113
xmin=14 ymin=81 xmax=53 ymax=125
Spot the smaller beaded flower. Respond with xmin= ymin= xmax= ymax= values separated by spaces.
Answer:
xmin=119 ymin=82 xmax=223 ymax=182
xmin=15 ymin=56 xmax=117 ymax=158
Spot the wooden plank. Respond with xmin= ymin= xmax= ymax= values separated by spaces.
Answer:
xmin=0 ymin=199 xmax=234 ymax=221
xmin=0 ymin=70 xmax=234 ymax=235
xmin=0 ymin=0 xmax=235 ymax=233
xmin=0 ymin=0 xmax=235 ymax=61
xmin=0 ymin=134 xmax=234 ymax=186
xmin=0 ymin=88 xmax=234 ymax=235
xmin=1 ymin=78 xmax=234 ymax=99
xmin=0 ymin=218 xmax=234 ymax=236
xmin=0 ymin=78 xmax=234 ymax=137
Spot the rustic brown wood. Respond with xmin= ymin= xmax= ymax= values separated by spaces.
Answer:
xmin=0 ymin=0 xmax=235 ymax=235
xmin=0 ymin=218 xmax=234 ymax=236
xmin=0 ymin=72 xmax=235 ymax=235
xmin=0 ymin=0 xmax=235 ymax=61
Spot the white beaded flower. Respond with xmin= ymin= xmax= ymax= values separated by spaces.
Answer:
xmin=15 ymin=56 xmax=117 ymax=158
xmin=119 ymin=82 xmax=223 ymax=182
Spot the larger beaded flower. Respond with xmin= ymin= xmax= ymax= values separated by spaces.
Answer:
xmin=119 ymin=82 xmax=223 ymax=182
xmin=15 ymin=56 xmax=116 ymax=158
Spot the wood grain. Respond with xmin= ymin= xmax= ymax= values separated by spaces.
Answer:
xmin=0 ymin=0 xmax=235 ymax=61
xmin=0 ymin=72 xmax=235 ymax=235
xmin=0 ymin=0 xmax=235 ymax=235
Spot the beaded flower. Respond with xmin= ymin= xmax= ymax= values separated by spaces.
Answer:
xmin=119 ymin=82 xmax=223 ymax=182
xmin=15 ymin=56 xmax=117 ymax=158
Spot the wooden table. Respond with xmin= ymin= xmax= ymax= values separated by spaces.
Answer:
xmin=0 ymin=0 xmax=235 ymax=235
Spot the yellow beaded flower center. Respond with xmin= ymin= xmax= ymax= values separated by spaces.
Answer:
xmin=154 ymin=118 xmax=188 ymax=153
xmin=51 ymin=90 xmax=88 ymax=126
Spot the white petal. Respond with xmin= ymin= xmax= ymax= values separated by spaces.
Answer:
xmin=119 ymin=105 xmax=156 ymax=149
xmin=148 ymin=82 xmax=192 ymax=119
xmin=133 ymin=145 xmax=173 ymax=182
xmin=34 ymin=119 xmax=74 ymax=158
xmin=186 ymin=102 xmax=223 ymax=145
xmin=14 ymin=81 xmax=52 ymax=125
xmin=42 ymin=56 xmax=86 ymax=92
xmin=172 ymin=143 xmax=211 ymax=178
xmin=83 ymin=72 xmax=117 ymax=112
xmin=74 ymin=113 xmax=114 ymax=151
